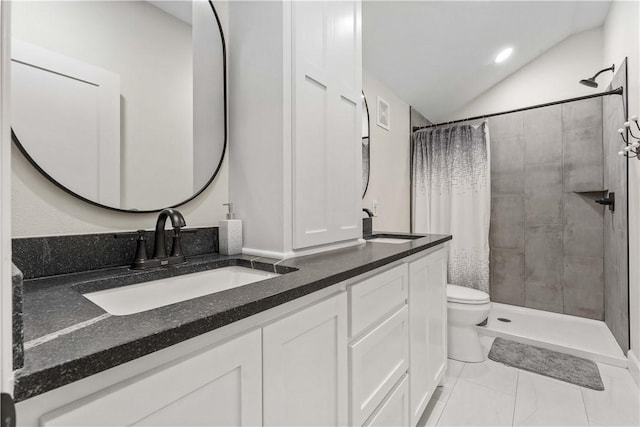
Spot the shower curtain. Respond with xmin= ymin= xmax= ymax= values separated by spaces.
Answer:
xmin=412 ymin=122 xmax=490 ymax=293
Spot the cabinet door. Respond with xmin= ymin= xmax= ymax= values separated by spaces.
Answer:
xmin=263 ymin=293 xmax=348 ymax=427
xmin=328 ymin=0 xmax=362 ymax=243
xmin=292 ymin=0 xmax=362 ymax=249
xmin=292 ymin=0 xmax=333 ymax=248
xmin=408 ymin=248 xmax=448 ymax=427
xmin=41 ymin=330 xmax=262 ymax=427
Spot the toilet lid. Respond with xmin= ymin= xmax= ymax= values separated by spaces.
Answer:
xmin=447 ymin=284 xmax=490 ymax=304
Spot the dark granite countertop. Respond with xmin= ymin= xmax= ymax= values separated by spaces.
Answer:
xmin=15 ymin=233 xmax=451 ymax=402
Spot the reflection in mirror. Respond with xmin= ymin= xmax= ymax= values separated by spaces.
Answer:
xmin=362 ymin=92 xmax=370 ymax=198
xmin=10 ymin=0 xmax=226 ymax=212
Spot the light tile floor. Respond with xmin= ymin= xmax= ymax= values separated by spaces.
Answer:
xmin=419 ymin=337 xmax=640 ymax=427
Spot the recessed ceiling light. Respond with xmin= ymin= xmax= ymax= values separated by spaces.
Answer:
xmin=495 ymin=47 xmax=513 ymax=64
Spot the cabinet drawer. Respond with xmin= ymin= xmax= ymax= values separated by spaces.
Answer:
xmin=364 ymin=374 xmax=409 ymax=427
xmin=350 ymin=305 xmax=409 ymax=427
xmin=350 ymin=263 xmax=408 ymax=338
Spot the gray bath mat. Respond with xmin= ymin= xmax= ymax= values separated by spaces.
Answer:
xmin=488 ymin=337 xmax=604 ymax=391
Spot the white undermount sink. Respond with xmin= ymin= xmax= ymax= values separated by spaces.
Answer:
xmin=367 ymin=237 xmax=413 ymax=244
xmin=83 ymin=266 xmax=279 ymax=316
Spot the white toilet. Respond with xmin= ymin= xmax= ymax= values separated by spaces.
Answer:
xmin=447 ymin=284 xmax=491 ymax=363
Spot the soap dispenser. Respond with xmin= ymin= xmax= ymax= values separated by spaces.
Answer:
xmin=219 ymin=203 xmax=243 ymax=255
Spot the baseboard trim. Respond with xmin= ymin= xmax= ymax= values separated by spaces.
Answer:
xmin=628 ymin=350 xmax=640 ymax=387
xmin=242 ymin=238 xmax=365 ymax=260
xmin=241 ymin=247 xmax=291 ymax=260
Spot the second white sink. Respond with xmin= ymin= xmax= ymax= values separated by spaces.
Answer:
xmin=83 ymin=266 xmax=279 ymax=316
xmin=367 ymin=237 xmax=413 ymax=244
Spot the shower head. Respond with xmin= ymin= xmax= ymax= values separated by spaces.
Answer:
xmin=579 ymin=64 xmax=615 ymax=88
xmin=579 ymin=78 xmax=599 ymax=88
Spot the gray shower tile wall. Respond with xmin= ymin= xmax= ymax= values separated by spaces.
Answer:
xmin=524 ymin=163 xmax=562 ymax=225
xmin=490 ymin=249 xmax=525 ymax=305
xmin=524 ymin=106 xmax=562 ymax=165
xmin=562 ymin=95 xmax=603 ymax=130
xmin=523 ymin=106 xmax=565 ymax=313
xmin=563 ymin=193 xmax=604 ymax=258
xmin=491 ymin=135 xmax=524 ymax=194
xmin=489 ymin=111 xmax=523 ymax=139
xmin=489 ymin=97 xmax=605 ymax=320
xmin=563 ymin=127 xmax=604 ymax=191
xmin=602 ymin=61 xmax=629 ymax=352
xmin=524 ymin=224 xmax=563 ymax=312
xmin=490 ymin=195 xmax=524 ymax=250
xmin=563 ymin=255 xmax=604 ymax=319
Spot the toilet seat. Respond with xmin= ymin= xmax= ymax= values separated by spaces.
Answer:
xmin=447 ymin=284 xmax=490 ymax=305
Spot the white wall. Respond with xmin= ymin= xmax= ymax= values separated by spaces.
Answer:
xmin=601 ymin=0 xmax=640 ymax=379
xmin=11 ymin=0 xmax=229 ymax=237
xmin=228 ymin=0 xmax=287 ymax=255
xmin=363 ymin=70 xmax=410 ymax=233
xmin=448 ymin=28 xmax=603 ymax=120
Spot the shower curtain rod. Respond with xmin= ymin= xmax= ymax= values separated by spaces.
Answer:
xmin=412 ymin=86 xmax=624 ymax=132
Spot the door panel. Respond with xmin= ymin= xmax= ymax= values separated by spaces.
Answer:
xmin=41 ymin=330 xmax=262 ymax=427
xmin=263 ymin=294 xmax=348 ymax=427
xmin=11 ymin=40 xmax=120 ymax=206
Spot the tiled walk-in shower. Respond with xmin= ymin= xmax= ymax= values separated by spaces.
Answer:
xmin=489 ymin=97 xmax=605 ymax=319
xmin=487 ymin=64 xmax=628 ymax=353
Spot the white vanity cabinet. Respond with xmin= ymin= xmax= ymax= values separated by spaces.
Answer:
xmin=17 ymin=244 xmax=449 ymax=427
xmin=229 ymin=0 xmax=362 ymax=256
xmin=408 ymin=247 xmax=448 ymax=427
xmin=263 ymin=293 xmax=348 ymax=426
xmin=20 ymin=292 xmax=349 ymax=427
xmin=39 ymin=329 xmax=263 ymax=427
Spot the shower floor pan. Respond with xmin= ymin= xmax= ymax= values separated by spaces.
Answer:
xmin=477 ymin=302 xmax=627 ymax=367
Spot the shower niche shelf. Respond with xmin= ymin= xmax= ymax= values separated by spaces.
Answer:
xmin=572 ymin=190 xmax=607 ymax=194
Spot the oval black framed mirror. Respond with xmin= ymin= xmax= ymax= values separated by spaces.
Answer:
xmin=10 ymin=0 xmax=227 ymax=213
xmin=362 ymin=91 xmax=370 ymax=198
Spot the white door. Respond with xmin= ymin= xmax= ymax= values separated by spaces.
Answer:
xmin=41 ymin=330 xmax=263 ymax=427
xmin=424 ymin=249 xmax=448 ymax=395
xmin=263 ymin=293 xmax=348 ymax=426
xmin=408 ymin=248 xmax=448 ymax=427
xmin=11 ymin=39 xmax=120 ymax=206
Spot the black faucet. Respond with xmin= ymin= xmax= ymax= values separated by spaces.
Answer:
xmin=153 ymin=208 xmax=186 ymax=260
xmin=131 ymin=208 xmax=187 ymax=269
xmin=362 ymin=208 xmax=374 ymax=237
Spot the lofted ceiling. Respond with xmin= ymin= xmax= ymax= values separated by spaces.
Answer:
xmin=147 ymin=1 xmax=192 ymax=25
xmin=363 ymin=1 xmax=612 ymax=122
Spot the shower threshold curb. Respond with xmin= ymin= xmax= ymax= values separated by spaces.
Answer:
xmin=476 ymin=326 xmax=627 ymax=368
